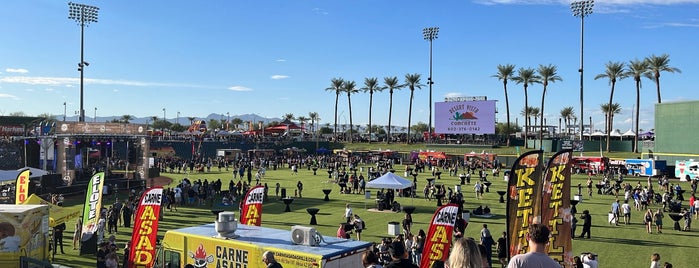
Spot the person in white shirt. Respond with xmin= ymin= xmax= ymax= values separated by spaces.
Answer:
xmin=621 ymin=200 xmax=632 ymax=225
xmin=582 ymin=253 xmax=598 ymax=268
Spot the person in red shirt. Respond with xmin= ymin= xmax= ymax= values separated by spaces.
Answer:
xmin=337 ymin=223 xmax=347 ymax=239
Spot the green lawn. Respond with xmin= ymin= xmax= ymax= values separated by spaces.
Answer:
xmin=52 ymin=161 xmax=696 ymax=267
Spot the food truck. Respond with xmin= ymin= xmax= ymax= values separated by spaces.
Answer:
xmin=572 ymin=156 xmax=609 ymax=174
xmin=155 ymin=213 xmax=372 ymax=268
xmin=625 ymin=159 xmax=667 ymax=177
xmin=0 ymin=205 xmax=50 ymax=268
xmin=675 ymin=160 xmax=699 ymax=181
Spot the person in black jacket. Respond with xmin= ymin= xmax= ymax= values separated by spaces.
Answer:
xmin=579 ymin=210 xmax=592 ymax=239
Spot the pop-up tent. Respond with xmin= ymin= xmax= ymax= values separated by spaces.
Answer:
xmin=366 ymin=172 xmax=412 ymax=189
xmin=22 ymin=194 xmax=81 ymax=227
xmin=0 ymin=167 xmax=48 ymax=182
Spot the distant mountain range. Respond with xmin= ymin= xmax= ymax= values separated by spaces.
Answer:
xmin=58 ymin=113 xmax=283 ymax=125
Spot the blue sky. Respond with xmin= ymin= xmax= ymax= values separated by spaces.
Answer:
xmin=1 ymin=0 xmax=697 ymax=133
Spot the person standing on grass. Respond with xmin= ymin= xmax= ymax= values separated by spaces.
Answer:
xmin=650 ymin=253 xmax=661 ymax=268
xmin=621 ymin=200 xmax=632 ymax=225
xmin=507 ymin=224 xmax=560 ymax=268
xmin=610 ymin=199 xmax=620 ymax=225
xmin=344 ymin=204 xmax=353 ymax=223
xmin=73 ymin=218 xmax=82 ymax=250
xmin=579 ymin=210 xmax=592 ymax=239
xmin=644 ymin=209 xmax=654 ymax=234
xmin=654 ymin=208 xmax=664 ymax=234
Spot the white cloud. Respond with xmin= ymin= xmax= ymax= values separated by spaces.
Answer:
xmin=0 ymin=76 xmax=213 ymax=89
xmin=113 ymin=89 xmax=119 ymax=92
xmin=5 ymin=68 xmax=28 ymax=74
xmin=271 ymin=75 xmax=289 ymax=80
xmin=228 ymin=86 xmax=252 ymax=91
xmin=0 ymin=93 xmax=19 ymax=100
xmin=276 ymin=59 xmax=287 ymax=62
xmin=312 ymin=8 xmax=328 ymax=15
xmin=45 ymin=88 xmax=54 ymax=92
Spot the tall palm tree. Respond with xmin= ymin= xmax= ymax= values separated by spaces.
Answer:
xmin=559 ymin=106 xmax=575 ymax=136
xmin=492 ymin=64 xmax=516 ymax=145
xmin=297 ymin=116 xmax=308 ymax=133
xmin=644 ymin=54 xmax=681 ymax=104
xmin=232 ymin=118 xmax=243 ymax=130
xmin=361 ymin=77 xmax=382 ymax=144
xmin=600 ymin=102 xmax=622 ymax=136
xmin=625 ymin=59 xmax=649 ymax=153
xmin=536 ymin=64 xmax=562 ymax=146
xmin=342 ymin=80 xmax=359 ymax=143
xmin=512 ymin=67 xmax=541 ymax=148
xmin=383 ymin=76 xmax=403 ymax=144
xmin=594 ymin=61 xmax=627 ymax=152
xmin=404 ymin=73 xmax=425 ymax=144
xmin=284 ymin=113 xmax=295 ymax=122
xmin=325 ymin=77 xmax=344 ymax=140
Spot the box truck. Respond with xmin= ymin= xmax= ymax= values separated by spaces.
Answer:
xmin=625 ymin=159 xmax=667 ymax=177
xmin=155 ymin=212 xmax=372 ymax=268
xmin=0 ymin=204 xmax=50 ymax=268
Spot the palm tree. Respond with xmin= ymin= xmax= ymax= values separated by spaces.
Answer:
xmin=536 ymin=64 xmax=562 ymax=146
xmin=361 ymin=77 xmax=382 ymax=144
xmin=492 ymin=64 xmax=516 ymax=145
xmin=297 ymin=116 xmax=308 ymax=133
xmin=600 ymin=103 xmax=622 ymax=137
xmin=521 ymin=106 xmax=539 ymax=137
xmin=644 ymin=54 xmax=681 ymax=104
xmin=625 ymin=59 xmax=649 ymax=153
xmin=512 ymin=68 xmax=541 ymax=148
xmin=120 ymin=114 xmax=133 ymax=123
xmin=594 ymin=61 xmax=627 ymax=152
xmin=231 ymin=118 xmax=243 ymax=130
xmin=308 ymin=112 xmax=319 ymax=138
xmin=404 ymin=73 xmax=425 ymax=144
xmin=559 ymin=106 xmax=575 ymax=136
xmin=342 ymin=80 xmax=359 ymax=143
xmin=325 ymin=77 xmax=344 ymax=140
xmin=383 ymin=76 xmax=403 ymax=144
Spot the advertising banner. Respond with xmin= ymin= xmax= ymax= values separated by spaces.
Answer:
xmin=80 ymin=172 xmax=105 ymax=243
xmin=15 ymin=169 xmax=30 ymax=204
xmin=506 ymin=150 xmax=543 ymax=258
xmin=434 ymin=101 xmax=496 ymax=134
xmin=541 ymin=150 xmax=573 ymax=267
xmin=240 ymin=186 xmax=265 ymax=226
xmin=129 ymin=187 xmax=163 ymax=268
xmin=419 ymin=204 xmax=459 ymax=268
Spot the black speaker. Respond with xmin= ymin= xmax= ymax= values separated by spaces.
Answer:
xmin=148 ymin=167 xmax=160 ymax=178
xmin=41 ymin=174 xmax=62 ymax=188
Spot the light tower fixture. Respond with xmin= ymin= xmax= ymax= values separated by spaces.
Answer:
xmin=423 ymin=26 xmax=439 ymax=143
xmin=68 ymin=2 xmax=99 ymax=122
xmin=571 ymin=0 xmax=593 ymax=140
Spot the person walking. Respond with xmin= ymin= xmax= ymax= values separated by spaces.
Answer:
xmin=507 ymin=224 xmax=560 ymax=268
xmin=480 ymin=224 xmax=495 ymax=268
xmin=73 ymin=218 xmax=82 ymax=250
xmin=579 ymin=210 xmax=592 ymax=239
xmin=621 ymin=200 xmax=632 ymax=225
xmin=644 ymin=209 xmax=654 ymax=234
xmin=344 ymin=204 xmax=353 ymax=223
xmin=610 ymin=199 xmax=620 ymax=226
xmin=53 ymin=222 xmax=66 ymax=254
xmin=654 ymin=208 xmax=664 ymax=234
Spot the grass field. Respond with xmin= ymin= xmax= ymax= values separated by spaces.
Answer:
xmin=51 ymin=162 xmax=697 ymax=267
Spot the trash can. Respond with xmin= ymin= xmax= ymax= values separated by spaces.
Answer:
xmin=281 ymin=188 xmax=287 ymax=199
xmin=388 ymin=221 xmax=400 ymax=236
xmin=574 ymin=194 xmax=583 ymax=203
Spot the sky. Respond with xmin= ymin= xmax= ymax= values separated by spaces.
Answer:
xmin=1 ymin=0 xmax=698 ymax=133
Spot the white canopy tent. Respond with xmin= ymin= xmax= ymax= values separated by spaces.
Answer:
xmin=0 ymin=167 xmax=48 ymax=182
xmin=366 ymin=172 xmax=412 ymax=189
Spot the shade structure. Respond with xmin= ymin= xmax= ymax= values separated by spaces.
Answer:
xmin=622 ymin=129 xmax=636 ymax=137
xmin=22 ymin=194 xmax=81 ymax=227
xmin=590 ymin=131 xmax=605 ymax=137
xmin=0 ymin=167 xmax=48 ymax=182
xmin=365 ymin=172 xmax=412 ymax=190
xmin=610 ymin=129 xmax=622 ymax=137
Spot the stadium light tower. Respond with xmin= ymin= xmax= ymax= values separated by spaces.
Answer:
xmin=423 ymin=26 xmax=439 ymax=142
xmin=68 ymin=2 xmax=99 ymax=122
xmin=571 ymin=0 xmax=593 ymax=140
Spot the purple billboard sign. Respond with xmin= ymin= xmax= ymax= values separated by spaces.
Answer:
xmin=435 ymin=101 xmax=496 ymax=134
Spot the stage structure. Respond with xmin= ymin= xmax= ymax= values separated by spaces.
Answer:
xmin=435 ymin=97 xmax=497 ymax=135
xmin=55 ymin=122 xmax=149 ymax=185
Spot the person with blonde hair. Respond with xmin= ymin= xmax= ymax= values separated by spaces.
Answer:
xmin=447 ymin=238 xmax=483 ymax=268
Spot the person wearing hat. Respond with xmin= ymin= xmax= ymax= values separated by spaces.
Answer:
xmin=385 ymin=241 xmax=418 ymax=268
xmin=262 ymin=251 xmax=283 ymax=268
xmin=96 ymin=242 xmax=109 ymax=268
